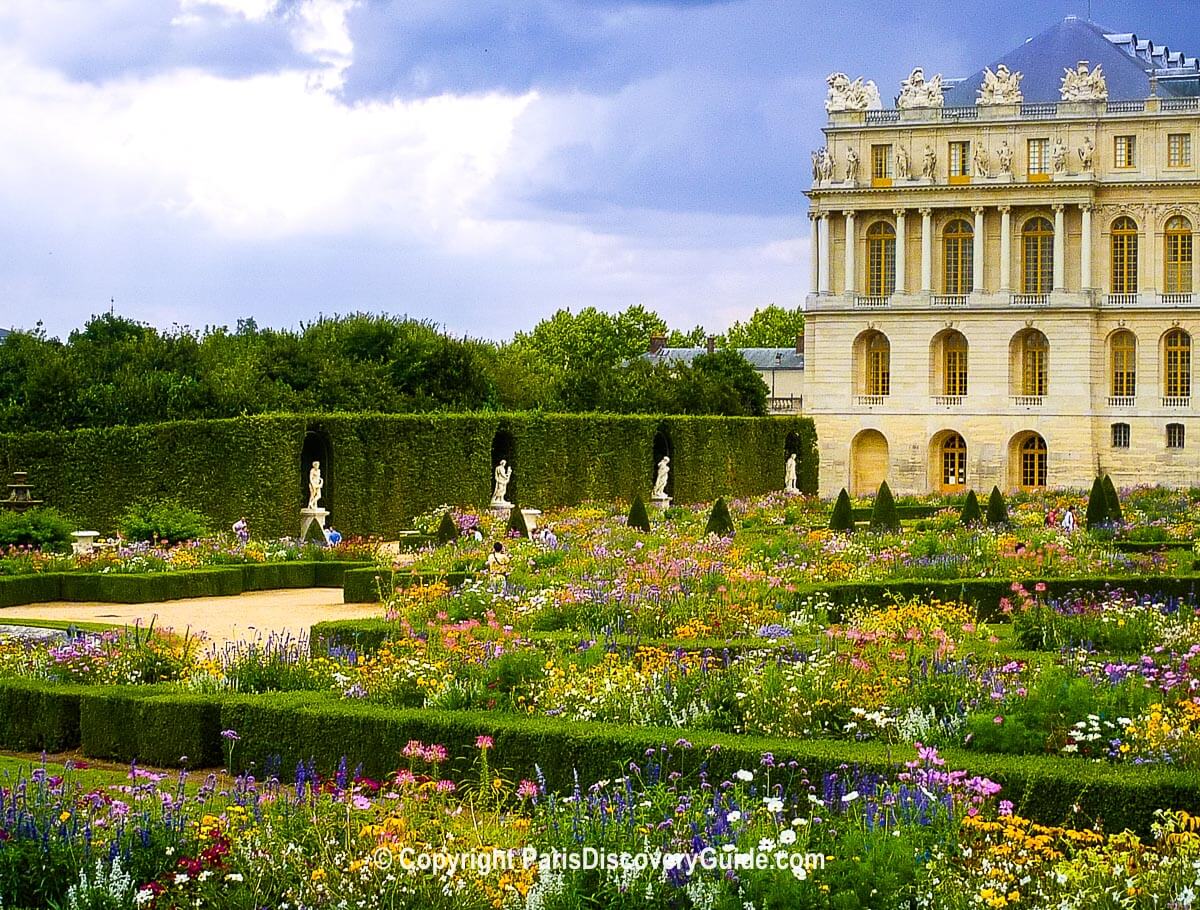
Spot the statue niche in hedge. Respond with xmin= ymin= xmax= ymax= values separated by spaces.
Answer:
xmin=869 ymin=480 xmax=900 ymax=532
xmin=627 ymin=495 xmax=652 ymax=532
xmin=986 ymin=486 xmax=1010 ymax=527
xmin=829 ymin=488 xmax=854 ymax=532
xmin=959 ymin=489 xmax=982 ymax=526
xmin=705 ymin=497 xmax=735 ymax=538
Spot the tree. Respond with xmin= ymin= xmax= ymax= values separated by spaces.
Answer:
xmin=829 ymin=489 xmax=854 ymax=531
xmin=870 ymin=481 xmax=900 ymax=531
xmin=674 ymin=350 xmax=768 ymax=416
xmin=705 ymin=497 xmax=735 ymax=537
xmin=959 ymin=489 xmax=982 ymax=525
xmin=627 ymin=496 xmax=651 ymax=532
xmin=437 ymin=511 xmax=459 ymax=545
xmin=1102 ymin=474 xmax=1123 ymax=524
xmin=724 ymin=305 xmax=805 ymax=348
xmin=1085 ymin=476 xmax=1110 ymax=530
xmin=986 ymin=486 xmax=1010 ymax=526
xmin=507 ymin=505 xmax=530 ymax=538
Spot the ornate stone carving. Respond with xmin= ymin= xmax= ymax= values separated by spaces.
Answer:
xmin=845 ymin=147 xmax=860 ymax=182
xmin=818 ymin=147 xmax=835 ymax=182
xmin=1060 ymin=60 xmax=1107 ymax=101
xmin=1078 ymin=135 xmax=1095 ymax=171
xmin=898 ymin=67 xmax=944 ymax=109
xmin=825 ymin=73 xmax=883 ymax=112
xmin=976 ymin=64 xmax=1023 ymax=105
xmin=1052 ymin=138 xmax=1068 ymax=174
xmin=921 ymin=144 xmax=937 ymax=179
xmin=896 ymin=146 xmax=910 ymax=179
xmin=996 ymin=140 xmax=1013 ymax=174
xmin=972 ymin=145 xmax=989 ymax=177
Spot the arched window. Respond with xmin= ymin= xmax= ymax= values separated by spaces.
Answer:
xmin=1165 ymin=329 xmax=1192 ymax=398
xmin=1020 ymin=435 xmax=1047 ymax=489
xmin=1015 ymin=329 xmax=1049 ymax=397
xmin=1165 ymin=215 xmax=1193 ymax=294
xmin=944 ymin=331 xmax=968 ymax=396
xmin=1110 ymin=330 xmax=1137 ymax=398
xmin=866 ymin=222 xmax=896 ymax=296
xmin=1022 ymin=217 xmax=1054 ymax=294
xmin=1110 ymin=216 xmax=1138 ymax=294
xmin=867 ymin=332 xmax=890 ymax=396
xmin=941 ymin=433 xmax=967 ymax=490
xmin=943 ymin=219 xmax=973 ymax=295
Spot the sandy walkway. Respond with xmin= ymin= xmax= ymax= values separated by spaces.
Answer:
xmin=0 ymin=589 xmax=384 ymax=645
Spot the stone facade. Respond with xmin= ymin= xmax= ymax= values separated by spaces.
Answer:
xmin=803 ymin=19 xmax=1200 ymax=496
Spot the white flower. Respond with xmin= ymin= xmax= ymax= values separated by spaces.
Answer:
xmin=778 ymin=829 xmax=797 ymax=845
xmin=226 ymin=873 xmax=245 ymax=882
xmin=758 ymin=838 xmax=775 ymax=850
xmin=764 ymin=797 xmax=784 ymax=813
xmin=727 ymin=810 xmax=742 ymax=823
xmin=841 ymin=790 xmax=860 ymax=803
xmin=135 ymin=891 xmax=156 ymax=908
xmin=174 ymin=873 xmax=190 ymax=885
xmin=793 ymin=818 xmax=809 ymax=827
xmin=735 ymin=770 xmax=753 ymax=782
xmin=792 ymin=865 xmax=808 ymax=881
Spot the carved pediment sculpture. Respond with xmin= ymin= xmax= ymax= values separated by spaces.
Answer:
xmin=1060 ymin=60 xmax=1107 ymax=101
xmin=898 ymin=67 xmax=945 ymax=109
xmin=976 ymin=64 xmax=1023 ymax=105
xmin=825 ymin=72 xmax=883 ymax=112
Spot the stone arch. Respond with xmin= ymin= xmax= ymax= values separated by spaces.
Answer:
xmin=1007 ymin=430 xmax=1048 ymax=491
xmin=851 ymin=328 xmax=891 ymax=397
xmin=850 ymin=428 xmax=888 ymax=496
xmin=928 ymin=429 xmax=967 ymax=493
xmin=929 ymin=328 xmax=969 ymax=397
xmin=1008 ymin=327 xmax=1049 ymax=397
xmin=491 ymin=425 xmax=517 ymax=504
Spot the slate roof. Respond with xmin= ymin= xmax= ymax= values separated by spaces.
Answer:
xmin=642 ymin=347 xmax=804 ymax=370
xmin=941 ymin=17 xmax=1200 ymax=107
xmin=0 ymin=329 xmax=9 ymax=342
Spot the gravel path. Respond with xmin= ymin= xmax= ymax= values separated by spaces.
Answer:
xmin=0 ymin=589 xmax=383 ymax=645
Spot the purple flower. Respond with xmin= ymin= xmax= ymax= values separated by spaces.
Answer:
xmin=220 ymin=730 xmax=240 ymax=741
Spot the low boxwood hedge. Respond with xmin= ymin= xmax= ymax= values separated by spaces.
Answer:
xmin=342 ymin=567 xmax=474 ymax=603
xmin=0 ymin=678 xmax=84 ymax=752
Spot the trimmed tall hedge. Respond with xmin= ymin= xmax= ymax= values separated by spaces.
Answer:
xmin=1 ymin=677 xmax=1195 ymax=834
xmin=0 ymin=413 xmax=817 ymax=538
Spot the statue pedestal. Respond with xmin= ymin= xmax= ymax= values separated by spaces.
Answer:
xmin=520 ymin=509 xmax=542 ymax=534
xmin=300 ymin=508 xmax=330 ymax=544
xmin=489 ymin=500 xmax=513 ymax=519
xmin=71 ymin=531 xmax=99 ymax=556
xmin=783 ymin=487 xmax=800 ymax=497
xmin=650 ymin=495 xmax=672 ymax=512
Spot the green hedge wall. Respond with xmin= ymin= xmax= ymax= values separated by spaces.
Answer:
xmin=0 ymin=413 xmax=816 ymax=538
xmin=0 ymin=561 xmax=364 ymax=608
xmin=0 ymin=677 xmax=1188 ymax=834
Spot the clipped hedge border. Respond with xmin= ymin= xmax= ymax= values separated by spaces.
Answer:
xmin=2 ymin=677 xmax=1196 ymax=834
xmin=342 ymin=567 xmax=473 ymax=604
xmin=0 ymin=561 xmax=368 ymax=608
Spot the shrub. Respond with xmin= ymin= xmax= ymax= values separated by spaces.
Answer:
xmin=959 ymin=490 xmax=982 ymax=526
xmin=0 ymin=507 xmax=75 ymax=552
xmin=986 ymin=486 xmax=1009 ymax=526
xmin=626 ymin=496 xmax=651 ymax=532
xmin=829 ymin=488 xmax=854 ymax=531
xmin=1103 ymin=474 xmax=1123 ymax=524
xmin=1085 ymin=476 xmax=1109 ymax=530
xmin=506 ymin=505 xmax=530 ymax=538
xmin=869 ymin=481 xmax=900 ymax=532
xmin=436 ymin=511 xmax=458 ymax=545
xmin=120 ymin=500 xmax=208 ymax=544
xmin=704 ymin=497 xmax=735 ymax=537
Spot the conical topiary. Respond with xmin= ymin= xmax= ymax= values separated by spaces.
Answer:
xmin=627 ymin=495 xmax=651 ymax=532
xmin=1085 ymin=475 xmax=1109 ymax=530
xmin=870 ymin=481 xmax=901 ymax=532
xmin=959 ymin=489 xmax=982 ymax=526
xmin=829 ymin=488 xmax=854 ymax=532
xmin=986 ymin=486 xmax=1009 ymax=526
xmin=705 ymin=497 xmax=735 ymax=537
xmin=437 ymin=511 xmax=458 ymax=545
xmin=1102 ymin=474 xmax=1123 ymax=524
xmin=507 ymin=504 xmax=530 ymax=538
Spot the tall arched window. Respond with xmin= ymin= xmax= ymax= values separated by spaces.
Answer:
xmin=1022 ymin=217 xmax=1054 ymax=294
xmin=941 ymin=433 xmax=966 ymax=490
xmin=944 ymin=331 xmax=968 ymax=396
xmin=1165 ymin=215 xmax=1193 ymax=294
xmin=866 ymin=222 xmax=896 ymax=297
xmin=1017 ymin=329 xmax=1049 ymax=397
xmin=1110 ymin=330 xmax=1137 ymax=398
xmin=867 ymin=332 xmax=890 ymax=396
xmin=1020 ymin=435 xmax=1047 ymax=489
xmin=1110 ymin=216 xmax=1139 ymax=294
xmin=943 ymin=219 xmax=973 ymax=294
xmin=1165 ymin=329 xmax=1192 ymax=398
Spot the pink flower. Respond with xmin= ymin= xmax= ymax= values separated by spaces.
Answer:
xmin=423 ymin=745 xmax=448 ymax=763
xmin=993 ymin=715 xmax=1004 ymax=725
xmin=1034 ymin=583 xmax=1047 ymax=593
xmin=517 ymin=779 xmax=539 ymax=800
xmin=475 ymin=735 xmax=494 ymax=751
xmin=402 ymin=740 xmax=425 ymax=759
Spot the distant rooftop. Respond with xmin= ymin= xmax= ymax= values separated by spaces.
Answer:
xmin=0 ymin=329 xmax=9 ymax=342
xmin=642 ymin=347 xmax=804 ymax=370
xmin=941 ymin=17 xmax=1200 ymax=106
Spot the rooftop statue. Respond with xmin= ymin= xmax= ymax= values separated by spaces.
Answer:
xmin=825 ymin=72 xmax=883 ymax=112
xmin=976 ymin=64 xmax=1023 ymax=105
xmin=898 ymin=67 xmax=944 ymax=109
xmin=1060 ymin=60 xmax=1107 ymax=102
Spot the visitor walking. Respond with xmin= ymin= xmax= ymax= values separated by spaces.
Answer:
xmin=1060 ymin=506 xmax=1077 ymax=533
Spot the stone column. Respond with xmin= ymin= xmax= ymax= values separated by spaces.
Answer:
xmin=817 ymin=212 xmax=831 ymax=295
xmin=1080 ymin=203 xmax=1093 ymax=290
xmin=1053 ymin=204 xmax=1065 ymax=291
xmin=971 ymin=206 xmax=985 ymax=293
xmin=920 ymin=207 xmax=933 ymax=293
xmin=1144 ymin=209 xmax=1158 ymax=296
xmin=999 ymin=205 xmax=1012 ymax=293
xmin=843 ymin=210 xmax=857 ymax=295
xmin=894 ymin=208 xmax=907 ymax=294
xmin=809 ymin=212 xmax=820 ymax=294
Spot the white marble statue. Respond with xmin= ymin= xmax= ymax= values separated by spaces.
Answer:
xmin=652 ymin=456 xmax=671 ymax=499
xmin=1078 ymin=135 xmax=1095 ymax=171
xmin=819 ymin=147 xmax=835 ymax=182
xmin=898 ymin=67 xmax=944 ymax=109
xmin=972 ymin=144 xmax=989 ymax=177
xmin=783 ymin=453 xmax=798 ymax=495
xmin=811 ymin=149 xmax=822 ymax=182
xmin=307 ymin=461 xmax=324 ymax=510
xmin=491 ymin=460 xmax=513 ymax=507
xmin=895 ymin=145 xmax=910 ymax=179
xmin=1052 ymin=137 xmax=1068 ymax=174
xmin=1060 ymin=60 xmax=1107 ymax=101
xmin=976 ymin=64 xmax=1023 ymax=105
xmin=996 ymin=140 xmax=1013 ymax=174
xmin=845 ymin=147 xmax=860 ymax=182
xmin=824 ymin=72 xmax=882 ymax=112
xmin=921 ymin=144 xmax=937 ymax=179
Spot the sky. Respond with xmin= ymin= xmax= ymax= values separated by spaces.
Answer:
xmin=1 ymin=0 xmax=1198 ymax=340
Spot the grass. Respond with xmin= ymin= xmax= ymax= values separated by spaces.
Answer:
xmin=0 ymin=617 xmax=116 ymax=634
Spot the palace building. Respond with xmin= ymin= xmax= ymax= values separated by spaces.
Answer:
xmin=803 ymin=17 xmax=1200 ymax=497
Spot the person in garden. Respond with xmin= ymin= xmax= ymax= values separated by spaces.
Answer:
xmin=326 ymin=527 xmax=342 ymax=545
xmin=232 ymin=517 xmax=249 ymax=543
xmin=487 ymin=540 xmax=511 ymax=591
xmin=1044 ymin=508 xmax=1057 ymax=528
xmin=1061 ymin=506 xmax=1077 ymax=533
